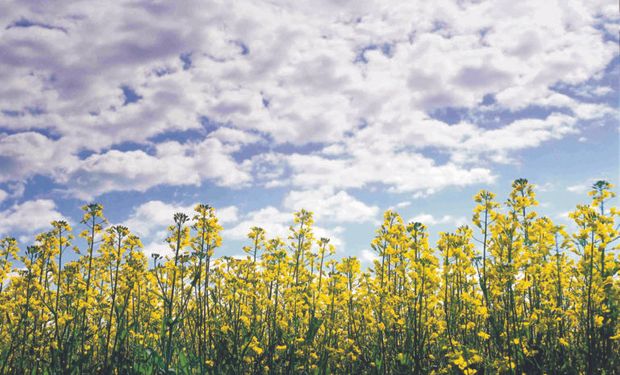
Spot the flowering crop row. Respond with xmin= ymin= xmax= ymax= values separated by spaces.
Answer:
xmin=0 ymin=179 xmax=617 ymax=374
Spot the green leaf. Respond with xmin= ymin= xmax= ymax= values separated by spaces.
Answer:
xmin=305 ymin=316 xmax=323 ymax=344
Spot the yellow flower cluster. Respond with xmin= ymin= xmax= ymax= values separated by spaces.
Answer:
xmin=0 ymin=180 xmax=617 ymax=374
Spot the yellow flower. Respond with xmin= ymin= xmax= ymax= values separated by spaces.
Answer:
xmin=453 ymin=355 xmax=468 ymax=370
xmin=594 ymin=316 xmax=604 ymax=328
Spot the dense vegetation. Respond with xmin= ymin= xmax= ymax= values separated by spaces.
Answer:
xmin=0 ymin=179 xmax=617 ymax=374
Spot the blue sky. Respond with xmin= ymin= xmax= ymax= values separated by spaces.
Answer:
xmin=0 ymin=0 xmax=618 ymax=263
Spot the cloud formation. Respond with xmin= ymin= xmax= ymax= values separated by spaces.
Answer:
xmin=0 ymin=0 xmax=617 ymax=202
xmin=0 ymin=199 xmax=64 ymax=235
xmin=123 ymin=200 xmax=239 ymax=257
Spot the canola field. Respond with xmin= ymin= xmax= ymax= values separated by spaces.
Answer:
xmin=0 ymin=179 xmax=617 ymax=374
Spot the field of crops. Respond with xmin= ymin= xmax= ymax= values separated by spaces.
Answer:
xmin=0 ymin=179 xmax=617 ymax=374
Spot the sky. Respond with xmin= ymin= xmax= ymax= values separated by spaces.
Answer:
xmin=0 ymin=0 xmax=618 ymax=263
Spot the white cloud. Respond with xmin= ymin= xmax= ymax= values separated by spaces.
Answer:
xmin=387 ymin=200 xmax=412 ymax=211
xmin=360 ymin=248 xmax=378 ymax=264
xmin=217 ymin=206 xmax=240 ymax=224
xmin=451 ymin=113 xmax=579 ymax=163
xmin=409 ymin=213 xmax=467 ymax=227
xmin=123 ymin=200 xmax=191 ymax=238
xmin=555 ymin=211 xmax=572 ymax=222
xmin=0 ymin=0 xmax=616 ymax=200
xmin=566 ymin=184 xmax=589 ymax=194
xmin=68 ymin=138 xmax=251 ymax=199
xmin=591 ymin=86 xmax=613 ymax=96
xmin=553 ymin=210 xmax=578 ymax=232
xmin=0 ymin=189 xmax=7 ymax=203
xmin=0 ymin=199 xmax=64 ymax=235
xmin=254 ymin=149 xmax=495 ymax=195
xmin=536 ymin=182 xmax=555 ymax=192
xmin=125 ymin=200 xmax=238 ymax=233
xmin=4 ymin=182 xmax=25 ymax=200
xmin=566 ymin=176 xmax=619 ymax=196
xmin=126 ymin=200 xmax=345 ymax=257
xmin=0 ymin=132 xmax=78 ymax=183
xmin=208 ymin=127 xmax=262 ymax=145
xmin=222 ymin=206 xmax=292 ymax=241
xmin=395 ymin=201 xmax=411 ymax=208
xmin=283 ymin=188 xmax=379 ymax=223
xmin=223 ymin=205 xmax=344 ymax=248
xmin=123 ymin=200 xmax=239 ymax=257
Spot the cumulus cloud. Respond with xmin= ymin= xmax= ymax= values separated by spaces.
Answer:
xmin=283 ymin=188 xmax=379 ymax=223
xmin=451 ymin=113 xmax=579 ymax=163
xmin=259 ymin=150 xmax=496 ymax=195
xmin=395 ymin=201 xmax=411 ymax=209
xmin=0 ymin=0 xmax=617 ymax=201
xmin=69 ymin=138 xmax=251 ymax=199
xmin=123 ymin=200 xmax=238 ymax=257
xmin=223 ymin=206 xmax=345 ymax=248
xmin=409 ymin=213 xmax=467 ymax=227
xmin=360 ymin=248 xmax=378 ymax=264
xmin=208 ymin=127 xmax=262 ymax=145
xmin=566 ymin=177 xmax=616 ymax=195
xmin=0 ymin=132 xmax=78 ymax=183
xmin=0 ymin=199 xmax=64 ymax=235
xmin=566 ymin=184 xmax=590 ymax=194
xmin=124 ymin=198 xmax=347 ymax=258
xmin=223 ymin=206 xmax=293 ymax=241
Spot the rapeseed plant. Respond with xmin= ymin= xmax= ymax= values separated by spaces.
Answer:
xmin=0 ymin=179 xmax=617 ymax=374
